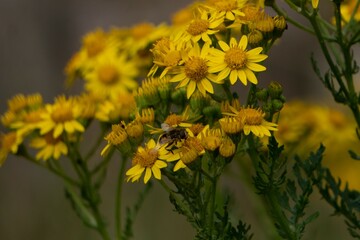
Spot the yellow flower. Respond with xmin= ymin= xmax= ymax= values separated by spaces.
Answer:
xmin=340 ymin=0 xmax=360 ymax=22
xmin=169 ymin=43 xmax=220 ymax=98
xmin=135 ymin=108 xmax=155 ymax=124
xmin=224 ymin=106 xmax=277 ymax=137
xmin=149 ymin=37 xmax=188 ymax=78
xmin=208 ymin=36 xmax=267 ymax=85
xmin=126 ymin=139 xmax=173 ymax=184
xmin=101 ymin=123 xmax=129 ymax=156
xmin=171 ymin=137 xmax=205 ymax=171
xmin=199 ymin=125 xmax=223 ymax=151
xmin=30 ymin=132 xmax=68 ymax=161
xmin=82 ymin=29 xmax=108 ymax=58
xmin=0 ymin=132 xmax=23 ymax=166
xmin=205 ymin=0 xmax=246 ymax=21
xmin=180 ymin=9 xmax=223 ymax=43
xmin=38 ymin=96 xmax=85 ymax=138
xmin=219 ymin=116 xmax=244 ymax=134
xmin=84 ymin=51 xmax=138 ymax=99
xmin=126 ymin=120 xmax=144 ymax=139
xmin=95 ymin=93 xmax=136 ymax=123
xmin=219 ymin=136 xmax=236 ymax=157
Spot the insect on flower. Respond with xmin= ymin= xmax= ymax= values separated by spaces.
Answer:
xmin=158 ymin=123 xmax=188 ymax=151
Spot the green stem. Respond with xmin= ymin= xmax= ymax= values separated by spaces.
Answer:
xmin=115 ymin=156 xmax=128 ymax=240
xmin=208 ymin=174 xmax=218 ymax=240
xmin=69 ymin=146 xmax=111 ymax=240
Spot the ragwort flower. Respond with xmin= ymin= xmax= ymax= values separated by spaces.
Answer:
xmin=169 ymin=43 xmax=219 ymax=98
xmin=126 ymin=139 xmax=174 ymax=184
xmin=30 ymin=132 xmax=68 ymax=161
xmin=38 ymin=96 xmax=85 ymax=138
xmin=208 ymin=35 xmax=267 ymax=85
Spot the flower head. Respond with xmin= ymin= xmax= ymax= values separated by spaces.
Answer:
xmin=126 ymin=139 xmax=173 ymax=184
xmin=208 ymin=35 xmax=267 ymax=85
xmin=38 ymin=96 xmax=85 ymax=138
xmin=225 ymin=106 xmax=278 ymax=137
xmin=30 ymin=132 xmax=68 ymax=161
xmin=169 ymin=43 xmax=220 ymax=98
xmin=0 ymin=132 xmax=23 ymax=166
xmin=205 ymin=0 xmax=246 ymax=21
xmin=83 ymin=51 xmax=138 ymax=99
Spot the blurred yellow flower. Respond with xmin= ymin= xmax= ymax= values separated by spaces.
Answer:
xmin=38 ymin=96 xmax=85 ymax=138
xmin=30 ymin=132 xmax=68 ymax=161
xmin=0 ymin=132 xmax=23 ymax=166
xmin=83 ymin=51 xmax=138 ymax=99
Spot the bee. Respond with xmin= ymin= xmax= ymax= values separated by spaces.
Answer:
xmin=159 ymin=123 xmax=188 ymax=151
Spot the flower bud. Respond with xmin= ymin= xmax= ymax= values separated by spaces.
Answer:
xmin=255 ymin=88 xmax=269 ymax=102
xmin=219 ymin=137 xmax=236 ymax=158
xmin=268 ymin=81 xmax=283 ymax=99
xmin=271 ymin=99 xmax=284 ymax=112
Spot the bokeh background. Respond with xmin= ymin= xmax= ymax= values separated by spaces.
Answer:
xmin=0 ymin=0 xmax=356 ymax=239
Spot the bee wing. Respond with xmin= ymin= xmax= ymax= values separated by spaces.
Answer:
xmin=161 ymin=123 xmax=173 ymax=132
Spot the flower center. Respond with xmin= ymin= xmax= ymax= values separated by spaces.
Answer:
xmin=98 ymin=65 xmax=119 ymax=85
xmin=239 ymin=108 xmax=263 ymax=125
xmin=51 ymin=106 xmax=74 ymax=123
xmin=135 ymin=149 xmax=159 ymax=168
xmin=164 ymin=51 xmax=181 ymax=66
xmin=164 ymin=114 xmax=183 ymax=126
xmin=225 ymin=48 xmax=247 ymax=70
xmin=185 ymin=57 xmax=208 ymax=82
xmin=187 ymin=19 xmax=209 ymax=36
xmin=44 ymin=132 xmax=61 ymax=145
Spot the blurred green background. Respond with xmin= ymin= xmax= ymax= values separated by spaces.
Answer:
xmin=0 ymin=0 xmax=355 ymax=239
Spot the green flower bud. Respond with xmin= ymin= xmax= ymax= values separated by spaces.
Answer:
xmin=255 ymin=88 xmax=269 ymax=102
xmin=271 ymin=99 xmax=284 ymax=112
xmin=268 ymin=81 xmax=283 ymax=99
xmin=171 ymin=88 xmax=186 ymax=105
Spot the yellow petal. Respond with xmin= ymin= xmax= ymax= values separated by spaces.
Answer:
xmin=229 ymin=70 xmax=238 ymax=85
xmin=144 ymin=168 xmax=152 ymax=184
xmin=239 ymin=35 xmax=248 ymax=50
xmin=218 ymin=41 xmax=230 ymax=51
xmin=53 ymin=124 xmax=64 ymax=138
xmin=201 ymin=79 xmax=214 ymax=94
xmin=174 ymin=160 xmax=187 ymax=172
xmin=187 ymin=81 xmax=196 ymax=98
xmin=237 ymin=70 xmax=247 ymax=85
xmin=246 ymin=62 xmax=266 ymax=72
xmin=151 ymin=166 xmax=161 ymax=180
xmin=244 ymin=69 xmax=258 ymax=84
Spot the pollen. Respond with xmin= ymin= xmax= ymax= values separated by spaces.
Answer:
xmin=97 ymin=64 xmax=119 ymax=84
xmin=185 ymin=57 xmax=208 ymax=82
xmin=225 ymin=48 xmax=247 ymax=70
xmin=164 ymin=51 xmax=181 ymax=66
xmin=187 ymin=19 xmax=209 ymax=36
xmin=239 ymin=108 xmax=264 ymax=125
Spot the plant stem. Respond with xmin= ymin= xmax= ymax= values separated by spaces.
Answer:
xmin=115 ymin=156 xmax=128 ymax=240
